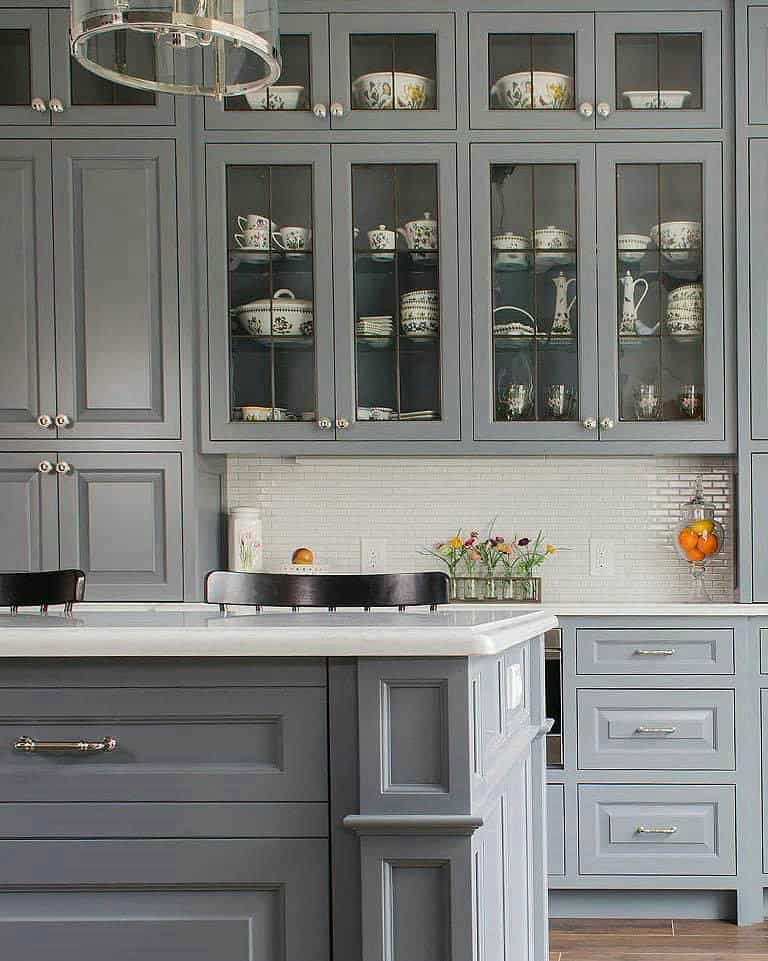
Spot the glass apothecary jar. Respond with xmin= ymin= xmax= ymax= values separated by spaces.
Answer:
xmin=672 ymin=477 xmax=724 ymax=602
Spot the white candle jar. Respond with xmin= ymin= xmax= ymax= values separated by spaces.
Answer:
xmin=228 ymin=508 xmax=263 ymax=572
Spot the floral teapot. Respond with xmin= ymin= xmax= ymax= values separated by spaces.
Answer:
xmin=397 ymin=211 xmax=438 ymax=251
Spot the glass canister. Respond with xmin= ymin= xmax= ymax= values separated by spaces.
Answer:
xmin=228 ymin=507 xmax=263 ymax=572
xmin=672 ymin=477 xmax=724 ymax=602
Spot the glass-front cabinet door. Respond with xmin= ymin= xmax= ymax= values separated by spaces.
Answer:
xmin=597 ymin=143 xmax=724 ymax=443
xmin=331 ymin=144 xmax=460 ymax=440
xmin=206 ymin=145 xmax=335 ymax=442
xmin=0 ymin=10 xmax=50 ymax=124
xmin=471 ymin=145 xmax=598 ymax=441
xmin=594 ymin=12 xmax=722 ymax=128
xmin=469 ymin=14 xmax=595 ymax=130
xmin=204 ymin=14 xmax=330 ymax=130
xmin=329 ymin=14 xmax=456 ymax=130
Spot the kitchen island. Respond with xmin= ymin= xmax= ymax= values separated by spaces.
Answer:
xmin=0 ymin=606 xmax=555 ymax=961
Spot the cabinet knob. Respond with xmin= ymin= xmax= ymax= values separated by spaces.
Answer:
xmin=313 ymin=103 xmax=327 ymax=119
xmin=330 ymin=102 xmax=344 ymax=118
xmin=596 ymin=101 xmax=611 ymax=118
xmin=335 ymin=417 xmax=350 ymax=429
xmin=31 ymin=97 xmax=47 ymax=113
xmin=317 ymin=417 xmax=332 ymax=430
xmin=599 ymin=416 xmax=615 ymax=431
xmin=55 ymin=461 xmax=72 ymax=475
xmin=37 ymin=461 xmax=54 ymax=475
xmin=48 ymin=97 xmax=64 ymax=113
xmin=582 ymin=417 xmax=597 ymax=431
xmin=54 ymin=414 xmax=72 ymax=428
xmin=36 ymin=414 xmax=53 ymax=429
xmin=578 ymin=101 xmax=594 ymax=118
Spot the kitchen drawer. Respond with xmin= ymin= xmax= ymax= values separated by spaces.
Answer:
xmin=0 ymin=838 xmax=329 ymax=961
xmin=760 ymin=630 xmax=768 ymax=673
xmin=0 ymin=686 xmax=327 ymax=803
xmin=547 ymin=784 xmax=565 ymax=877
xmin=577 ymin=690 xmax=735 ymax=771
xmin=576 ymin=628 xmax=734 ymax=675
xmin=578 ymin=785 xmax=736 ymax=876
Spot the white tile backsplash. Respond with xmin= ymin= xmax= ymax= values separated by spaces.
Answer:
xmin=226 ymin=456 xmax=736 ymax=603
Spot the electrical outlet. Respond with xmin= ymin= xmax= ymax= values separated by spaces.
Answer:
xmin=360 ymin=537 xmax=388 ymax=573
xmin=589 ymin=538 xmax=615 ymax=576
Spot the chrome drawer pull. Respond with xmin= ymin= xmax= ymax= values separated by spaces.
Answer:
xmin=635 ymin=726 xmax=677 ymax=735
xmin=14 ymin=735 xmax=117 ymax=754
xmin=636 ymin=825 xmax=678 ymax=835
xmin=634 ymin=649 xmax=676 ymax=656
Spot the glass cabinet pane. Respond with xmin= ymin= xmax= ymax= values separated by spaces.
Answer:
xmin=0 ymin=29 xmax=31 ymax=105
xmin=488 ymin=34 xmax=575 ymax=111
xmin=615 ymin=32 xmax=702 ymax=111
xmin=615 ymin=162 xmax=704 ymax=422
xmin=226 ymin=165 xmax=317 ymax=425
xmin=351 ymin=163 xmax=441 ymax=421
xmin=69 ymin=36 xmax=156 ymax=106
xmin=489 ymin=163 xmax=579 ymax=422
xmin=225 ymin=35 xmax=311 ymax=112
xmin=349 ymin=34 xmax=437 ymax=111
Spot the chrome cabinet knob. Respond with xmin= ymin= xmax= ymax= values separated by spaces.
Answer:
xmin=596 ymin=101 xmax=611 ymax=118
xmin=330 ymin=102 xmax=344 ymax=118
xmin=335 ymin=417 xmax=350 ymax=429
xmin=37 ymin=461 xmax=54 ymax=474
xmin=48 ymin=97 xmax=64 ymax=113
xmin=31 ymin=97 xmax=47 ymax=113
xmin=582 ymin=417 xmax=597 ymax=431
xmin=600 ymin=416 xmax=615 ymax=431
xmin=313 ymin=103 xmax=327 ymax=119
xmin=54 ymin=414 xmax=72 ymax=428
xmin=317 ymin=417 xmax=332 ymax=430
xmin=578 ymin=101 xmax=594 ymax=118
xmin=36 ymin=414 xmax=53 ymax=429
xmin=55 ymin=461 xmax=72 ymax=475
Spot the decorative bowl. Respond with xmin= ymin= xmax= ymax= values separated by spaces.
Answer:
xmin=244 ymin=85 xmax=306 ymax=111
xmin=401 ymin=316 xmax=440 ymax=337
xmin=667 ymin=283 xmax=703 ymax=309
xmin=492 ymin=232 xmax=530 ymax=250
xmin=240 ymin=406 xmax=299 ymax=422
xmin=491 ymin=71 xmax=573 ymax=110
xmin=351 ymin=72 xmax=435 ymax=110
xmin=623 ymin=90 xmax=691 ymax=109
xmin=666 ymin=312 xmax=703 ymax=336
xmin=651 ymin=221 xmax=702 ymax=261
xmin=233 ymin=288 xmax=314 ymax=337
xmin=401 ymin=289 xmax=439 ymax=307
xmin=618 ymin=233 xmax=651 ymax=263
xmin=532 ymin=225 xmax=574 ymax=249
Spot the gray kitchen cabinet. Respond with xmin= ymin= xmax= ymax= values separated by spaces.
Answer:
xmin=0 ymin=9 xmax=50 ymax=125
xmin=0 ymin=141 xmax=56 ymax=440
xmin=748 ymin=7 xmax=768 ymax=124
xmin=749 ymin=140 xmax=768 ymax=439
xmin=752 ymin=454 xmax=768 ymax=601
xmin=0 ymin=454 xmax=59 ymax=573
xmin=52 ymin=140 xmax=181 ymax=440
xmin=57 ymin=453 xmax=183 ymax=601
xmin=547 ymin=783 xmax=566 ymax=877
xmin=576 ymin=627 xmax=735 ymax=675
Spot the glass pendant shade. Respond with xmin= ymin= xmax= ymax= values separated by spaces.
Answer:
xmin=70 ymin=0 xmax=281 ymax=98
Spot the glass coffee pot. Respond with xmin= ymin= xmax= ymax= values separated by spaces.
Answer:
xmin=672 ymin=476 xmax=724 ymax=602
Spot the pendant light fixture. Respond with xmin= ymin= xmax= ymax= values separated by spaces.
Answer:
xmin=70 ymin=0 xmax=281 ymax=99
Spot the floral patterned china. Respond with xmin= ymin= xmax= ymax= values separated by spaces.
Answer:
xmin=367 ymin=225 xmax=396 ymax=260
xmin=650 ymin=221 xmax=702 ymax=262
xmin=665 ymin=283 xmax=703 ymax=336
xmin=232 ymin=289 xmax=314 ymax=338
xmin=398 ymin=213 xmax=438 ymax=251
xmin=491 ymin=71 xmax=573 ymax=110
xmin=351 ymin=72 xmax=435 ymax=110
xmin=272 ymin=226 xmax=311 ymax=257
xmin=234 ymin=214 xmax=276 ymax=252
xmin=244 ymin=85 xmax=306 ymax=111
xmin=618 ymin=233 xmax=652 ymax=264
xmin=622 ymin=90 xmax=691 ymax=109
xmin=493 ymin=232 xmax=530 ymax=269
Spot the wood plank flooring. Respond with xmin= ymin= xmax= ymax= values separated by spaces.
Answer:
xmin=549 ymin=919 xmax=768 ymax=960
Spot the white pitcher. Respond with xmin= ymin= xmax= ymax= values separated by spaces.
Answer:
xmin=551 ymin=271 xmax=577 ymax=336
xmin=619 ymin=270 xmax=649 ymax=336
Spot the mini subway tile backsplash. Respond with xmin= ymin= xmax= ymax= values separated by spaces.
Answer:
xmin=226 ymin=456 xmax=736 ymax=603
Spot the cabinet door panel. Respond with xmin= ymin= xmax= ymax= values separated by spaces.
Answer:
xmin=0 ymin=455 xmax=58 ymax=573
xmin=596 ymin=142 xmax=725 ymax=442
xmin=53 ymin=141 xmax=180 ymax=439
xmin=58 ymin=453 xmax=182 ymax=601
xmin=750 ymin=142 xmax=768 ymax=438
xmin=0 ymin=10 xmax=50 ymax=125
xmin=0 ymin=142 xmax=56 ymax=439
xmin=752 ymin=455 xmax=768 ymax=601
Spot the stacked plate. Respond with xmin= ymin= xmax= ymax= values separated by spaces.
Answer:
xmin=357 ymin=315 xmax=394 ymax=337
xmin=357 ymin=406 xmax=396 ymax=421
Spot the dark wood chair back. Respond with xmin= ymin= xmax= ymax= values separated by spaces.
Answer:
xmin=204 ymin=571 xmax=450 ymax=612
xmin=0 ymin=570 xmax=86 ymax=614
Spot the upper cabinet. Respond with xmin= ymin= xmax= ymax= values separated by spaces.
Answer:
xmin=205 ymin=12 xmax=456 ymax=130
xmin=0 ymin=9 xmax=174 ymax=125
xmin=470 ymin=10 xmax=722 ymax=130
xmin=748 ymin=7 xmax=768 ymax=123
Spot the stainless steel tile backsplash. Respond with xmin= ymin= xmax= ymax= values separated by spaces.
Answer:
xmin=226 ymin=456 xmax=735 ymax=602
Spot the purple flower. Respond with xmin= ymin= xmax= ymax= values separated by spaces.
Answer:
xmin=518 ymin=537 xmax=530 ymax=547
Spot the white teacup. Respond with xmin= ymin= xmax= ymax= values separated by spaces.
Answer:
xmin=272 ymin=226 xmax=311 ymax=256
xmin=235 ymin=214 xmax=276 ymax=250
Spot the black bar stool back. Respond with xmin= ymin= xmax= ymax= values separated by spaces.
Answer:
xmin=0 ymin=570 xmax=86 ymax=614
xmin=204 ymin=571 xmax=450 ymax=612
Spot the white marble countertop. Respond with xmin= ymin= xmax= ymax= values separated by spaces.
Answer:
xmin=454 ymin=603 xmax=768 ymax=617
xmin=0 ymin=606 xmax=557 ymax=658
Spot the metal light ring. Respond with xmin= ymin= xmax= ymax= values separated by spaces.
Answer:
xmin=71 ymin=12 xmax=281 ymax=96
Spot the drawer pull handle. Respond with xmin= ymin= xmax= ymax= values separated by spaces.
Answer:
xmin=634 ymin=649 xmax=676 ymax=656
xmin=13 ymin=735 xmax=117 ymax=754
xmin=636 ymin=825 xmax=678 ymax=835
xmin=635 ymin=726 xmax=677 ymax=735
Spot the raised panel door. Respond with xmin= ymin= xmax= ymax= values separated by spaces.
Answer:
xmin=750 ymin=141 xmax=768 ymax=438
xmin=0 ymin=454 xmax=58 ymax=573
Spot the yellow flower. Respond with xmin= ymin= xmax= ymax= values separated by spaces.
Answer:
xmin=448 ymin=537 xmax=463 ymax=550
xmin=546 ymin=544 xmax=556 ymax=554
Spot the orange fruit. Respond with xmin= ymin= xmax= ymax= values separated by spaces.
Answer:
xmin=698 ymin=533 xmax=718 ymax=556
xmin=685 ymin=547 xmax=705 ymax=562
xmin=678 ymin=528 xmax=699 ymax=551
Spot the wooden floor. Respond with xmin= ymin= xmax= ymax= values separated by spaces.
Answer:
xmin=549 ymin=919 xmax=768 ymax=960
